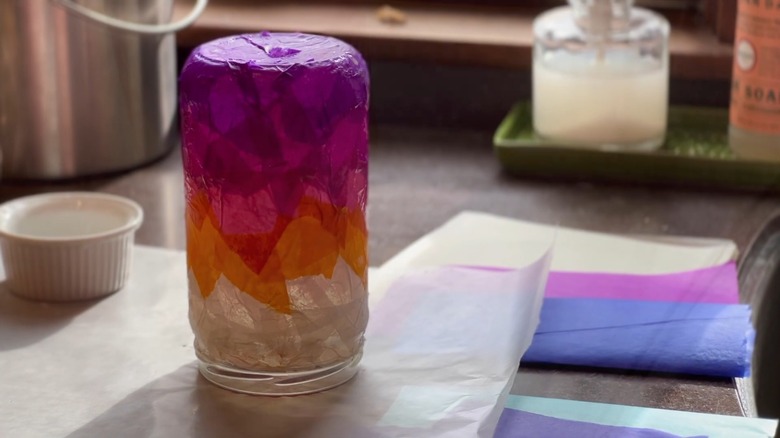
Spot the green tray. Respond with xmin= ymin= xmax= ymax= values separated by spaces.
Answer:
xmin=494 ymin=103 xmax=780 ymax=191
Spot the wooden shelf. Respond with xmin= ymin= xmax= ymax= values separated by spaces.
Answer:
xmin=175 ymin=0 xmax=733 ymax=80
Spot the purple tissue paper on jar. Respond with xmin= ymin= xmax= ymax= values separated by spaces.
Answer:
xmin=179 ymin=32 xmax=370 ymax=386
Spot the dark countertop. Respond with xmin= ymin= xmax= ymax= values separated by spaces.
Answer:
xmin=3 ymin=124 xmax=778 ymax=416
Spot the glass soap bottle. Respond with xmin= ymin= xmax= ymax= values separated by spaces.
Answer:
xmin=533 ymin=0 xmax=670 ymax=151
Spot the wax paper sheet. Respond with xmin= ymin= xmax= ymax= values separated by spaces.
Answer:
xmin=505 ymin=395 xmax=778 ymax=438
xmin=0 ymin=245 xmax=550 ymax=438
xmin=0 ymin=212 xmax=745 ymax=437
xmin=524 ymin=298 xmax=754 ymax=377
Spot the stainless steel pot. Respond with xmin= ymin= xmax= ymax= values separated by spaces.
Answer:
xmin=0 ymin=0 xmax=207 ymax=180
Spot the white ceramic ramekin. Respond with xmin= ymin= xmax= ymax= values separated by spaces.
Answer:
xmin=0 ymin=192 xmax=143 ymax=301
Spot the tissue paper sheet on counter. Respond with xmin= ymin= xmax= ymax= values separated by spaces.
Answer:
xmin=494 ymin=408 xmax=703 ymax=438
xmin=505 ymin=395 xmax=778 ymax=438
xmin=0 ymin=245 xmax=550 ymax=438
xmin=544 ymin=262 xmax=739 ymax=303
xmin=523 ymin=298 xmax=754 ymax=377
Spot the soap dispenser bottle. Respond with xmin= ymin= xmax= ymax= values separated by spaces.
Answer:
xmin=729 ymin=1 xmax=780 ymax=161
xmin=532 ymin=0 xmax=670 ymax=151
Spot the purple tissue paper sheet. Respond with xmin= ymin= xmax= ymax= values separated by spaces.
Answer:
xmin=523 ymin=298 xmax=754 ymax=377
xmin=494 ymin=409 xmax=707 ymax=438
xmin=544 ymin=262 xmax=739 ymax=304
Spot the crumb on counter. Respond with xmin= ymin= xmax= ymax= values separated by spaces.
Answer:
xmin=377 ymin=5 xmax=407 ymax=25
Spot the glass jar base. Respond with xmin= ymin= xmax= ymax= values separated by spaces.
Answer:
xmin=197 ymin=351 xmax=362 ymax=396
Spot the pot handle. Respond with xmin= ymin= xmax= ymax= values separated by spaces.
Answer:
xmin=52 ymin=0 xmax=208 ymax=35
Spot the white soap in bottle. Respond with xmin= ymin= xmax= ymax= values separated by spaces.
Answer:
xmin=532 ymin=0 xmax=670 ymax=151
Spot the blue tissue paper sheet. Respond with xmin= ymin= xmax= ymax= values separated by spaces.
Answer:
xmin=523 ymin=298 xmax=754 ymax=377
